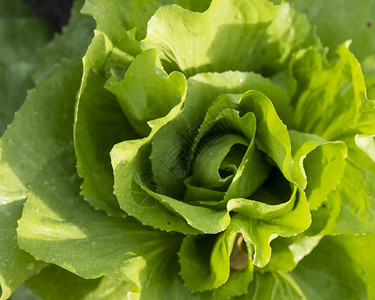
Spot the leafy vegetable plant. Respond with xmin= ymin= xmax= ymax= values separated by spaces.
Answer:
xmin=1 ymin=0 xmax=375 ymax=299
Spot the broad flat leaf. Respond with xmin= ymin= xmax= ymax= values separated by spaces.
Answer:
xmin=236 ymin=272 xmax=305 ymax=300
xmin=285 ymin=0 xmax=375 ymax=63
xmin=333 ymin=234 xmax=375 ymax=299
xmin=0 ymin=18 xmax=50 ymax=65
xmin=0 ymin=59 xmax=83 ymax=300
xmin=290 ymin=236 xmax=367 ymax=300
xmin=24 ymin=265 xmax=132 ymax=300
xmin=0 ymin=199 xmax=46 ymax=300
xmin=16 ymin=147 xmax=196 ymax=300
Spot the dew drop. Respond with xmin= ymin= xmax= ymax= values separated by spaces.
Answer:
xmin=26 ymin=263 xmax=34 ymax=270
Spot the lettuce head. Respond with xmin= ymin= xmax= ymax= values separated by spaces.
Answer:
xmin=1 ymin=0 xmax=375 ymax=299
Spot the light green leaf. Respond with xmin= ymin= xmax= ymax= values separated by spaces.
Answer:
xmin=322 ymin=135 xmax=375 ymax=234
xmin=104 ymin=49 xmax=186 ymax=136
xmin=110 ymin=94 xmax=210 ymax=234
xmin=74 ymin=31 xmax=137 ymax=217
xmin=150 ymin=71 xmax=292 ymax=199
xmin=81 ymin=0 xmax=211 ymax=45
xmin=111 ymin=134 xmax=227 ymax=234
xmin=332 ymin=234 xmax=375 ymax=299
xmin=191 ymin=134 xmax=248 ymax=190
xmin=179 ymin=223 xmax=253 ymax=295
xmin=289 ymin=130 xmax=347 ymax=210
xmin=237 ymin=236 xmax=367 ymax=299
xmin=143 ymin=0 xmax=321 ymax=76
xmin=138 ymin=181 xmax=231 ymax=234
xmin=290 ymin=44 xmax=375 ymax=139
xmin=239 ymin=90 xmax=302 ymax=187
xmin=227 ymin=187 xmax=311 ymax=267
xmin=0 ymin=200 xmax=46 ymax=300
xmin=261 ymin=235 xmax=322 ymax=273
xmin=179 ymin=234 xmax=233 ymax=292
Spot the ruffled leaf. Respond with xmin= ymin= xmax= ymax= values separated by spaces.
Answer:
xmin=74 ymin=31 xmax=137 ymax=216
xmin=143 ymin=0 xmax=321 ymax=76
xmin=290 ymin=44 xmax=375 ymax=139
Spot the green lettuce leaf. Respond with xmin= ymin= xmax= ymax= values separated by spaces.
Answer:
xmin=24 ymin=265 xmax=132 ymax=300
xmin=143 ymin=0 xmax=321 ymax=76
xmin=284 ymin=0 xmax=375 ymax=63
xmin=0 ymin=58 xmax=82 ymax=300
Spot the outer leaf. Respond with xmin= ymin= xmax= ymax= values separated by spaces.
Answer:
xmin=0 ymin=200 xmax=46 ymax=300
xmin=143 ymin=0 xmax=320 ymax=76
xmin=235 ymin=272 xmax=305 ymax=300
xmin=16 ymin=147 xmax=196 ymax=300
xmin=362 ymin=55 xmax=375 ymax=99
xmin=24 ymin=265 xmax=132 ymax=300
xmin=81 ymin=0 xmax=211 ymax=44
xmin=333 ymin=234 xmax=375 ymax=299
xmin=285 ymin=0 xmax=375 ymax=63
xmin=261 ymin=235 xmax=322 ymax=273
xmin=0 ymin=59 xmax=83 ymax=300
xmin=290 ymin=236 xmax=367 ymax=300
xmin=323 ymin=135 xmax=375 ymax=234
